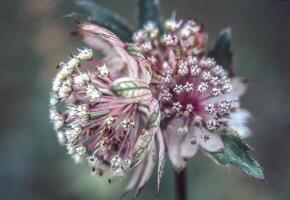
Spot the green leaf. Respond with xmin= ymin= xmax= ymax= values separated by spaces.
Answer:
xmin=137 ymin=0 xmax=161 ymax=29
xmin=65 ymin=12 xmax=88 ymax=22
xmin=210 ymin=128 xmax=264 ymax=180
xmin=75 ymin=0 xmax=133 ymax=42
xmin=112 ymin=79 xmax=152 ymax=101
xmin=208 ymin=28 xmax=234 ymax=77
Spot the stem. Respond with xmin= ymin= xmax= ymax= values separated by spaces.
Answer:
xmin=175 ymin=168 xmax=187 ymax=200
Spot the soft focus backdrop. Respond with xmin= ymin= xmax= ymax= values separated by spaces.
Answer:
xmin=1 ymin=0 xmax=290 ymax=199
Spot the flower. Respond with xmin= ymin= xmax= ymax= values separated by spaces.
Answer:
xmin=133 ymin=18 xmax=251 ymax=172
xmin=133 ymin=18 xmax=207 ymax=84
xmin=49 ymin=24 xmax=161 ymax=183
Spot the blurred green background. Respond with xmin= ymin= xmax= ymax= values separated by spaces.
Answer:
xmin=1 ymin=0 xmax=290 ymax=199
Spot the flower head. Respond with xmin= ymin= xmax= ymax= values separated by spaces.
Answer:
xmin=49 ymin=1 xmax=264 ymax=196
xmin=133 ymin=19 xmax=251 ymax=172
xmin=133 ymin=18 xmax=207 ymax=81
xmin=49 ymin=24 xmax=161 ymax=181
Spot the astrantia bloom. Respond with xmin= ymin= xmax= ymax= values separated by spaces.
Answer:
xmin=133 ymin=18 xmax=207 ymax=84
xmin=48 ymin=1 xmax=264 ymax=198
xmin=49 ymin=24 xmax=161 ymax=183
xmin=133 ymin=18 xmax=251 ymax=171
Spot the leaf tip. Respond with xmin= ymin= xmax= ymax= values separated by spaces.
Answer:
xmin=220 ymin=27 xmax=232 ymax=38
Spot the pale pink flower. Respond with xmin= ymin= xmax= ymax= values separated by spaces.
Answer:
xmin=133 ymin=18 xmax=251 ymax=172
xmin=133 ymin=18 xmax=207 ymax=84
xmin=49 ymin=24 xmax=161 ymax=185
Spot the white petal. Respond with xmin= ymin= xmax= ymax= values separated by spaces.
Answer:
xmin=228 ymin=109 xmax=252 ymax=138
xmin=120 ymin=164 xmax=143 ymax=198
xmin=166 ymin=119 xmax=186 ymax=172
xmin=135 ymin=143 xmax=156 ymax=197
xmin=180 ymin=132 xmax=198 ymax=160
xmin=80 ymin=31 xmax=112 ymax=55
xmin=195 ymin=128 xmax=224 ymax=152
xmin=228 ymin=77 xmax=248 ymax=99
xmin=203 ymin=76 xmax=248 ymax=104
xmin=79 ymin=23 xmax=125 ymax=48
xmin=156 ymin=129 xmax=165 ymax=193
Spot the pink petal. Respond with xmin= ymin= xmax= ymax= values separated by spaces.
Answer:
xmin=120 ymin=165 xmax=143 ymax=198
xmin=228 ymin=77 xmax=248 ymax=99
xmin=77 ymin=31 xmax=112 ymax=55
xmin=156 ymin=128 xmax=165 ymax=194
xmin=166 ymin=119 xmax=186 ymax=172
xmin=79 ymin=23 xmax=125 ymax=48
xmin=180 ymin=132 xmax=199 ymax=160
xmin=135 ymin=143 xmax=156 ymax=197
xmin=76 ymin=23 xmax=152 ymax=84
xmin=195 ymin=128 xmax=224 ymax=152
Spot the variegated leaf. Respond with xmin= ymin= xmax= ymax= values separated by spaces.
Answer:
xmin=131 ymin=129 xmax=154 ymax=167
xmin=127 ymin=44 xmax=146 ymax=60
xmin=135 ymin=143 xmax=157 ymax=197
xmin=112 ymin=78 xmax=152 ymax=101
xmin=131 ymin=98 xmax=160 ymax=168
xmin=126 ymin=44 xmax=152 ymax=84
xmin=146 ymin=99 xmax=161 ymax=129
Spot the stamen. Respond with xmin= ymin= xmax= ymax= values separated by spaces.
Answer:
xmin=172 ymin=101 xmax=183 ymax=112
xmin=183 ymin=82 xmax=193 ymax=92
xmin=206 ymin=120 xmax=218 ymax=131
xmin=74 ymin=74 xmax=90 ymax=86
xmin=121 ymin=119 xmax=135 ymax=131
xmin=193 ymin=115 xmax=202 ymax=126
xmin=190 ymin=65 xmax=201 ymax=76
xmin=75 ymin=145 xmax=86 ymax=156
xmin=204 ymin=104 xmax=215 ymax=113
xmin=122 ymin=159 xmax=132 ymax=170
xmin=211 ymin=87 xmax=221 ymax=97
xmin=111 ymin=155 xmax=122 ymax=169
xmin=173 ymin=84 xmax=184 ymax=94
xmin=86 ymin=85 xmax=101 ymax=101
xmin=197 ymin=82 xmax=209 ymax=93
xmin=201 ymin=71 xmax=211 ymax=81
xmin=185 ymin=104 xmax=194 ymax=113
xmin=177 ymin=61 xmax=189 ymax=76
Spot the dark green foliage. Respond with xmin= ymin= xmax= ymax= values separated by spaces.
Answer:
xmin=137 ymin=0 xmax=161 ymax=29
xmin=209 ymin=28 xmax=234 ymax=77
xmin=65 ymin=12 xmax=88 ymax=22
xmin=210 ymin=128 xmax=264 ymax=180
xmin=75 ymin=0 xmax=133 ymax=41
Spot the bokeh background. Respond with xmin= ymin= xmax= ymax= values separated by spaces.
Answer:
xmin=1 ymin=0 xmax=290 ymax=199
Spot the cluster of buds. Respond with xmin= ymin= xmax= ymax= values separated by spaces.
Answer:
xmin=49 ymin=24 xmax=161 ymax=182
xmin=133 ymin=18 xmax=207 ymax=77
